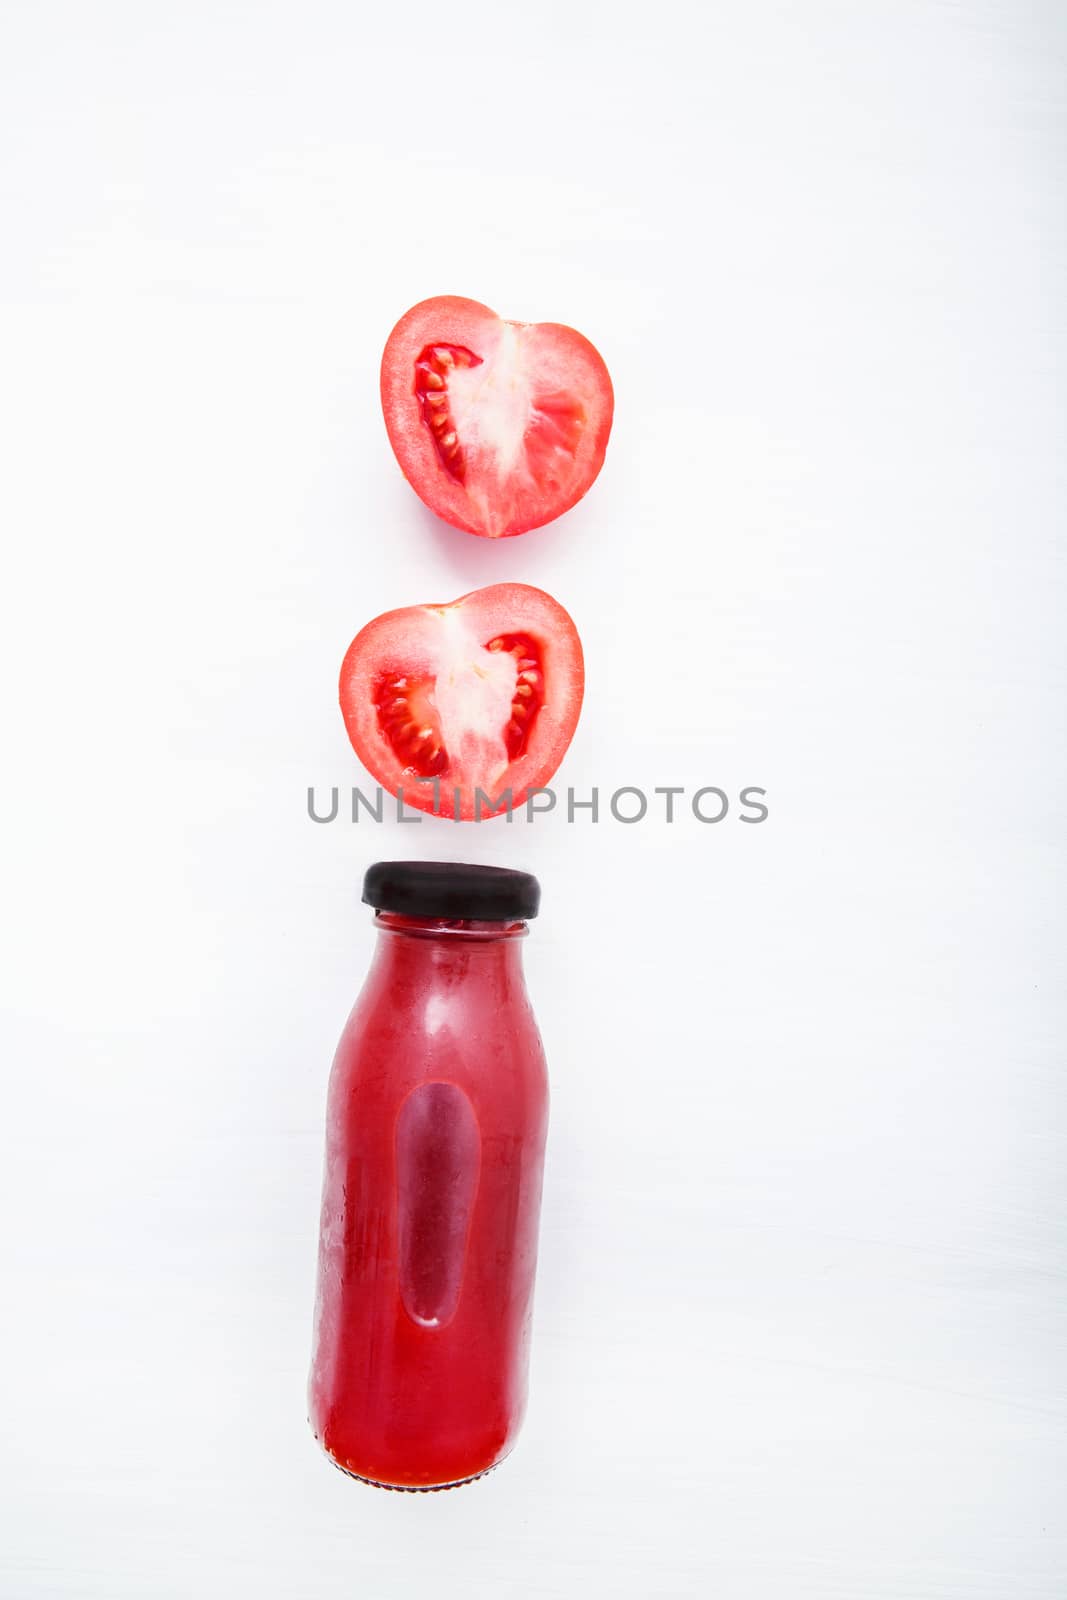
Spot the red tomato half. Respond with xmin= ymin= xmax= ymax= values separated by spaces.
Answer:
xmin=339 ymin=583 xmax=584 ymax=820
xmin=380 ymin=296 xmax=613 ymax=538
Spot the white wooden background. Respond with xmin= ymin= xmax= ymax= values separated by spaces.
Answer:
xmin=1 ymin=2 xmax=1064 ymax=1595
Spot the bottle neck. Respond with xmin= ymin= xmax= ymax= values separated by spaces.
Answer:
xmin=369 ymin=911 xmax=529 ymax=988
xmin=373 ymin=911 xmax=529 ymax=942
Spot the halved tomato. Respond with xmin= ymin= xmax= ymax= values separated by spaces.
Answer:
xmin=339 ymin=583 xmax=584 ymax=820
xmin=380 ymin=296 xmax=613 ymax=538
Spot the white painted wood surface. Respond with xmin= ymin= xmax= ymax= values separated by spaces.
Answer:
xmin=1 ymin=2 xmax=1063 ymax=1594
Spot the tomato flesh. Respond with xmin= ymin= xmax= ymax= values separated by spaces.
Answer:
xmin=486 ymin=635 xmax=545 ymax=761
xmin=413 ymin=344 xmax=483 ymax=485
xmin=374 ymin=671 xmax=448 ymax=778
xmin=340 ymin=584 xmax=583 ymax=819
xmin=381 ymin=296 xmax=613 ymax=538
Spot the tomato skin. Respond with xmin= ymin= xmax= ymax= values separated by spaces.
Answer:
xmin=381 ymin=296 xmax=613 ymax=539
xmin=339 ymin=583 xmax=584 ymax=820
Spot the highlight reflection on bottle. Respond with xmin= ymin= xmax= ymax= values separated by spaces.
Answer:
xmin=309 ymin=861 xmax=549 ymax=1491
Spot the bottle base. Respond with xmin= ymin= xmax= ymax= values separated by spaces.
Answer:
xmin=311 ymin=1425 xmax=512 ymax=1492
xmin=329 ymin=1456 xmax=499 ymax=1493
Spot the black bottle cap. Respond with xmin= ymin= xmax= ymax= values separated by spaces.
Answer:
xmin=362 ymin=861 xmax=541 ymax=922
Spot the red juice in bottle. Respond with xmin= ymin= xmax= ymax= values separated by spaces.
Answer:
xmin=309 ymin=861 xmax=549 ymax=1490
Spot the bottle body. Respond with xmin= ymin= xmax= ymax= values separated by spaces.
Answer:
xmin=309 ymin=912 xmax=549 ymax=1490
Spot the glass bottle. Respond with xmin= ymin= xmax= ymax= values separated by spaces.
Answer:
xmin=309 ymin=861 xmax=549 ymax=1491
